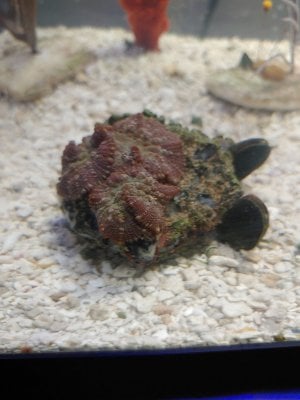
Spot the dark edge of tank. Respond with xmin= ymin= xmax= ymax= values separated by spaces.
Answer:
xmin=0 ymin=341 xmax=300 ymax=398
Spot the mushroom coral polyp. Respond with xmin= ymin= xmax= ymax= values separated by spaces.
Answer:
xmin=57 ymin=112 xmax=270 ymax=267
xmin=119 ymin=0 xmax=170 ymax=51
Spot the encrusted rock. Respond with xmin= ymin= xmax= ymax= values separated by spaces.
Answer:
xmin=57 ymin=111 xmax=270 ymax=267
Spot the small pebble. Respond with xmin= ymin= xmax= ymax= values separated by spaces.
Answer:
xmin=89 ymin=305 xmax=109 ymax=321
xmin=50 ymin=291 xmax=66 ymax=302
xmin=117 ymin=311 xmax=127 ymax=319
xmin=152 ymin=328 xmax=169 ymax=340
xmin=63 ymin=295 xmax=80 ymax=309
xmin=112 ymin=265 xmax=136 ymax=278
xmin=162 ymin=266 xmax=180 ymax=276
xmin=265 ymin=303 xmax=288 ymax=320
xmin=157 ymin=290 xmax=174 ymax=302
xmin=221 ymin=301 xmax=252 ymax=318
xmin=1 ymin=232 xmax=24 ymax=253
xmin=17 ymin=319 xmax=33 ymax=329
xmin=87 ymin=277 xmax=105 ymax=288
xmin=152 ymin=304 xmax=173 ymax=316
xmin=16 ymin=206 xmax=33 ymax=219
xmin=183 ymin=307 xmax=194 ymax=317
xmin=49 ymin=321 xmax=68 ymax=332
xmin=184 ymin=281 xmax=201 ymax=290
xmin=101 ymin=261 xmax=113 ymax=274
xmin=208 ymin=255 xmax=239 ymax=268
xmin=32 ymin=314 xmax=53 ymax=329
xmin=180 ymin=268 xmax=199 ymax=281
xmin=58 ymin=282 xmax=78 ymax=293
xmin=135 ymin=298 xmax=155 ymax=314
xmin=0 ymin=286 xmax=9 ymax=296
xmin=274 ymin=262 xmax=292 ymax=273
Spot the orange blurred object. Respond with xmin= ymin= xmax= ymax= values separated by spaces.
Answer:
xmin=119 ymin=0 xmax=170 ymax=51
xmin=262 ymin=0 xmax=273 ymax=12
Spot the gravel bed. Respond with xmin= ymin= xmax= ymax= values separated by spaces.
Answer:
xmin=0 ymin=27 xmax=300 ymax=353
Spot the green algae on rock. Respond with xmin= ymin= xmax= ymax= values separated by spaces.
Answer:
xmin=57 ymin=111 xmax=271 ymax=267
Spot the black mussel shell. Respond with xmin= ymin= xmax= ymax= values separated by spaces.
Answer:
xmin=217 ymin=194 xmax=269 ymax=250
xmin=239 ymin=52 xmax=254 ymax=70
xmin=230 ymin=138 xmax=271 ymax=180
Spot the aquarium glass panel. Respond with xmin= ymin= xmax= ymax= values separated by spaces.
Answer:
xmin=0 ymin=0 xmax=299 ymax=354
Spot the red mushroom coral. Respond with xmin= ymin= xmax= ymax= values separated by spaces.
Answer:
xmin=119 ymin=0 xmax=170 ymax=51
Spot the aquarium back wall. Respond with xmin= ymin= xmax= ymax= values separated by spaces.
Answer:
xmin=35 ymin=0 xmax=284 ymax=39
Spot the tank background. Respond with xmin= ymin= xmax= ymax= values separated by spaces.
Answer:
xmin=32 ymin=0 xmax=285 ymax=39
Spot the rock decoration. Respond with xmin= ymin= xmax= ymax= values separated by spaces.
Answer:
xmin=0 ymin=27 xmax=96 ymax=102
xmin=206 ymin=53 xmax=300 ymax=111
xmin=57 ymin=111 xmax=271 ymax=267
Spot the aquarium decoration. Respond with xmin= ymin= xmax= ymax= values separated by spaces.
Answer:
xmin=0 ymin=26 xmax=96 ymax=102
xmin=206 ymin=0 xmax=300 ymax=111
xmin=119 ymin=0 xmax=170 ymax=51
xmin=57 ymin=111 xmax=270 ymax=267
xmin=0 ymin=0 xmax=37 ymax=53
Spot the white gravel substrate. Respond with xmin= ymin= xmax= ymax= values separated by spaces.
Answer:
xmin=1 ymin=27 xmax=300 ymax=353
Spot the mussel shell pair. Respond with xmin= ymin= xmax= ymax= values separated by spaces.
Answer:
xmin=217 ymin=138 xmax=271 ymax=250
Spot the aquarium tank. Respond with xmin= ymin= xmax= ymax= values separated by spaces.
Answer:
xmin=0 ymin=0 xmax=299 ymax=357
